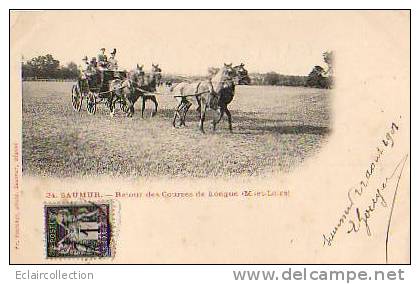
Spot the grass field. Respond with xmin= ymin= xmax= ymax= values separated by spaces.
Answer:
xmin=22 ymin=81 xmax=331 ymax=178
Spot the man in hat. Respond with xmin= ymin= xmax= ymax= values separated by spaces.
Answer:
xmin=80 ymin=56 xmax=96 ymax=79
xmin=90 ymin=57 xmax=98 ymax=68
xmin=87 ymin=57 xmax=99 ymax=86
xmin=107 ymin=48 xmax=118 ymax=71
xmin=78 ymin=56 xmax=91 ymax=90
xmin=97 ymin=48 xmax=108 ymax=89
xmin=79 ymin=56 xmax=89 ymax=78
xmin=97 ymin=48 xmax=108 ymax=70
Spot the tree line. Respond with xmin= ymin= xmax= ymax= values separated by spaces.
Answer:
xmin=250 ymin=51 xmax=334 ymax=89
xmin=250 ymin=72 xmax=307 ymax=87
xmin=22 ymin=52 xmax=334 ymax=88
xmin=22 ymin=54 xmax=80 ymax=80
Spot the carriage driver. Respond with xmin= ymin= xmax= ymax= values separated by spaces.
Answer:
xmin=97 ymin=48 xmax=108 ymax=70
xmin=97 ymin=48 xmax=108 ymax=88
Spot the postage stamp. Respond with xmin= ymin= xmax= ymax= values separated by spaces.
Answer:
xmin=44 ymin=203 xmax=112 ymax=258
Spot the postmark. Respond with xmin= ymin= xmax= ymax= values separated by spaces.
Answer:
xmin=44 ymin=202 xmax=112 ymax=258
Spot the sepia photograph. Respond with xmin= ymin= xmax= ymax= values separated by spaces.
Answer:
xmin=19 ymin=12 xmax=333 ymax=178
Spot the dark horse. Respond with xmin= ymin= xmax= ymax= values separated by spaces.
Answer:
xmin=109 ymin=64 xmax=161 ymax=117
xmin=108 ymin=66 xmax=142 ymax=117
xmin=171 ymin=63 xmax=250 ymax=133
xmin=137 ymin=64 xmax=161 ymax=118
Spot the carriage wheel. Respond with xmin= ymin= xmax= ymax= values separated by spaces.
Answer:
xmin=71 ymin=84 xmax=83 ymax=112
xmin=86 ymin=92 xmax=97 ymax=115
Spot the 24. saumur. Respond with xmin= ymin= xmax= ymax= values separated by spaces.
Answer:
xmin=45 ymin=191 xmax=102 ymax=199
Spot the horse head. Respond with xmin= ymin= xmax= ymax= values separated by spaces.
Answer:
xmin=127 ymin=64 xmax=145 ymax=86
xmin=151 ymin=63 xmax=161 ymax=72
xmin=233 ymin=63 xmax=251 ymax=85
xmin=151 ymin=64 xmax=162 ymax=86
xmin=214 ymin=63 xmax=235 ymax=90
xmin=206 ymin=63 xmax=236 ymax=101
xmin=135 ymin=64 xmax=145 ymax=75
xmin=223 ymin=63 xmax=236 ymax=79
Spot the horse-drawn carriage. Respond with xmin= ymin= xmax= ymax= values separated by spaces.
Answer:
xmin=70 ymin=62 xmax=251 ymax=133
xmin=71 ymin=70 xmax=128 ymax=115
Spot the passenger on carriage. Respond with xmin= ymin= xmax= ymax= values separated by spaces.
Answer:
xmin=90 ymin=57 xmax=98 ymax=68
xmin=107 ymin=48 xmax=118 ymax=71
xmin=79 ymin=56 xmax=90 ymax=79
xmin=80 ymin=56 xmax=97 ymax=78
xmin=79 ymin=56 xmax=98 ymax=88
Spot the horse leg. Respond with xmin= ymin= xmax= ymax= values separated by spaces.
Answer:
xmin=177 ymin=102 xmax=186 ymax=126
xmin=172 ymin=110 xmax=178 ymax=128
xmin=151 ymin=96 xmax=158 ymax=117
xmin=181 ymin=101 xmax=192 ymax=126
xmin=195 ymin=95 xmax=201 ymax=113
xmin=225 ymin=107 xmax=233 ymax=133
xmin=212 ymin=107 xmax=224 ymax=131
xmin=199 ymin=103 xmax=207 ymax=134
xmin=173 ymin=102 xmax=182 ymax=127
xmin=108 ymin=94 xmax=114 ymax=117
xmin=130 ymin=100 xmax=135 ymax=117
xmin=109 ymin=95 xmax=116 ymax=117
xmin=141 ymin=96 xmax=146 ymax=118
xmin=126 ymin=99 xmax=134 ymax=117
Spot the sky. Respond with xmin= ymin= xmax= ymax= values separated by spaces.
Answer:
xmin=11 ymin=11 xmax=336 ymax=76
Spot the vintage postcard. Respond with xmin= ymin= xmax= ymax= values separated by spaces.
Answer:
xmin=10 ymin=10 xmax=410 ymax=264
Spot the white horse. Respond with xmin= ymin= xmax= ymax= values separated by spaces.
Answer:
xmin=171 ymin=63 xmax=238 ymax=133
